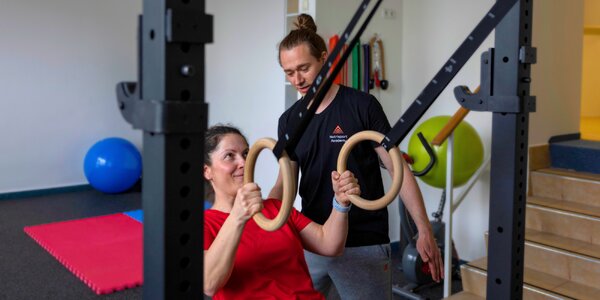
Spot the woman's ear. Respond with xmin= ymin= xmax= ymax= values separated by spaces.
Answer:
xmin=203 ymin=164 xmax=212 ymax=181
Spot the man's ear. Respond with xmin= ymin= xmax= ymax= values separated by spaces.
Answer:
xmin=203 ymin=165 xmax=212 ymax=181
xmin=321 ymin=51 xmax=328 ymax=62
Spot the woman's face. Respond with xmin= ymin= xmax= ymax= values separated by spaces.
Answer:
xmin=280 ymin=43 xmax=326 ymax=96
xmin=204 ymin=133 xmax=249 ymax=198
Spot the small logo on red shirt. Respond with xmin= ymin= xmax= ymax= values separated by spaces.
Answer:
xmin=332 ymin=125 xmax=344 ymax=135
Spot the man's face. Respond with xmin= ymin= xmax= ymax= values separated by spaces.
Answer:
xmin=280 ymin=43 xmax=326 ymax=96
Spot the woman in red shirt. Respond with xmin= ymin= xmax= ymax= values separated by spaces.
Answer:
xmin=203 ymin=125 xmax=359 ymax=299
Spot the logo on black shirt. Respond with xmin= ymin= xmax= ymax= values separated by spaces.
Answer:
xmin=332 ymin=125 xmax=344 ymax=135
xmin=330 ymin=125 xmax=348 ymax=143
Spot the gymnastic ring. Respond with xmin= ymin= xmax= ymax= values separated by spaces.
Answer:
xmin=244 ymin=138 xmax=296 ymax=232
xmin=337 ymin=130 xmax=403 ymax=210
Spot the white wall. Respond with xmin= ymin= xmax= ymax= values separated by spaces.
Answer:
xmin=0 ymin=0 xmax=142 ymax=193
xmin=0 ymin=0 xmax=285 ymax=195
xmin=399 ymin=0 xmax=495 ymax=261
xmin=205 ymin=0 xmax=285 ymax=192
xmin=1 ymin=0 xmax=584 ymax=262
xmin=529 ymin=0 xmax=583 ymax=143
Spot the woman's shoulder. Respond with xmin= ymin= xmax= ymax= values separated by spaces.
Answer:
xmin=262 ymin=198 xmax=283 ymax=210
xmin=261 ymin=198 xmax=300 ymax=217
xmin=204 ymin=209 xmax=228 ymax=226
xmin=258 ymin=199 xmax=288 ymax=221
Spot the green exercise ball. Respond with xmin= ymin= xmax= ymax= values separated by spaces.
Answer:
xmin=407 ymin=116 xmax=484 ymax=188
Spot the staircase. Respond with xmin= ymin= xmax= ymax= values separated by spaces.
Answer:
xmin=447 ymin=143 xmax=600 ymax=299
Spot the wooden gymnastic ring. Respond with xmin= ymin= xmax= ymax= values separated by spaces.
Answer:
xmin=337 ymin=131 xmax=403 ymax=210
xmin=244 ymin=138 xmax=296 ymax=231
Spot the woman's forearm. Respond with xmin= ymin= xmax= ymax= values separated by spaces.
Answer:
xmin=300 ymin=205 xmax=349 ymax=257
xmin=203 ymin=217 xmax=245 ymax=296
xmin=320 ymin=209 xmax=349 ymax=256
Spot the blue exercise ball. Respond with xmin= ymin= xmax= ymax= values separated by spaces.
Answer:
xmin=84 ymin=137 xmax=142 ymax=194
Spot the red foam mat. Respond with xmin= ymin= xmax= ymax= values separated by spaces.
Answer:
xmin=24 ymin=213 xmax=142 ymax=294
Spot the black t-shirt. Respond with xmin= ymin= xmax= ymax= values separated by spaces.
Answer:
xmin=278 ymin=85 xmax=392 ymax=247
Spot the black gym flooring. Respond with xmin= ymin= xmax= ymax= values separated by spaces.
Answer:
xmin=0 ymin=189 xmax=461 ymax=300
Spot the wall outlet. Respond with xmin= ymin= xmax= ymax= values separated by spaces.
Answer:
xmin=382 ymin=8 xmax=396 ymax=20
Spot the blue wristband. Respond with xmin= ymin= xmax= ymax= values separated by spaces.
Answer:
xmin=332 ymin=196 xmax=352 ymax=213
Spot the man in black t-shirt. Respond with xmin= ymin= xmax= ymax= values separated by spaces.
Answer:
xmin=279 ymin=85 xmax=391 ymax=247
xmin=270 ymin=14 xmax=443 ymax=299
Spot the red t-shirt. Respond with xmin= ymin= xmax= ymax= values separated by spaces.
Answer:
xmin=204 ymin=199 xmax=324 ymax=300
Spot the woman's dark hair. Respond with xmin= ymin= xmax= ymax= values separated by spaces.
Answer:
xmin=204 ymin=124 xmax=247 ymax=166
xmin=278 ymin=14 xmax=327 ymax=65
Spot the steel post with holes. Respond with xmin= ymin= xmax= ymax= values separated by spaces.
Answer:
xmin=485 ymin=0 xmax=534 ymax=298
xmin=117 ymin=0 xmax=212 ymax=299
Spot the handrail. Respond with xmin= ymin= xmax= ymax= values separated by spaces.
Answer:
xmin=452 ymin=156 xmax=491 ymax=213
xmin=443 ymin=133 xmax=454 ymax=298
xmin=440 ymin=108 xmax=487 ymax=296
xmin=431 ymin=86 xmax=479 ymax=146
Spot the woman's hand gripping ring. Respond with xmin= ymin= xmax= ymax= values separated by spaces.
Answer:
xmin=337 ymin=131 xmax=403 ymax=210
xmin=244 ymin=138 xmax=296 ymax=231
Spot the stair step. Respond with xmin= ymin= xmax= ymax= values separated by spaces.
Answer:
xmin=477 ymin=234 xmax=600 ymax=297
xmin=468 ymin=257 xmax=600 ymax=299
xmin=524 ymin=241 xmax=600 ymax=292
xmin=461 ymin=260 xmax=569 ymax=299
xmin=526 ymin=202 xmax=600 ymax=253
xmin=537 ymin=168 xmax=600 ymax=182
xmin=526 ymin=228 xmax=600 ymax=260
xmin=529 ymin=169 xmax=600 ymax=206
xmin=550 ymin=140 xmax=600 ymax=174
xmin=528 ymin=196 xmax=600 ymax=218
xmin=459 ymin=263 xmax=486 ymax=297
